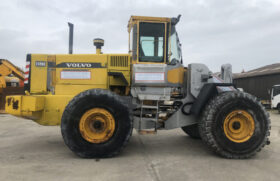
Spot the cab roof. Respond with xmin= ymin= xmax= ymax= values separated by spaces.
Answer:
xmin=128 ymin=15 xmax=172 ymax=32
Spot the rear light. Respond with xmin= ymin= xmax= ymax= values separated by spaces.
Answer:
xmin=24 ymin=54 xmax=31 ymax=91
xmin=24 ymin=61 xmax=30 ymax=84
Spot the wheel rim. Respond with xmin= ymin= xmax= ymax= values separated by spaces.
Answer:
xmin=79 ymin=108 xmax=115 ymax=143
xmin=223 ymin=110 xmax=255 ymax=143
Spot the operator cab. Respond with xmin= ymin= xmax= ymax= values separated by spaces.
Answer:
xmin=128 ymin=15 xmax=186 ymax=101
xmin=128 ymin=15 xmax=182 ymax=64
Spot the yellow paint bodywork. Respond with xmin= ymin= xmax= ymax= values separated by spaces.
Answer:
xmin=27 ymin=54 xmax=131 ymax=95
xmin=5 ymin=53 xmax=131 ymax=125
xmin=30 ymin=55 xmax=48 ymax=93
xmin=167 ymin=67 xmax=184 ymax=84
xmin=6 ymin=95 xmax=73 ymax=125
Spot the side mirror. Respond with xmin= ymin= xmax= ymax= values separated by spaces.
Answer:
xmin=168 ymin=58 xmax=179 ymax=65
xmin=171 ymin=14 xmax=181 ymax=25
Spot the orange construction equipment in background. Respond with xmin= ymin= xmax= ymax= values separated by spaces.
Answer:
xmin=0 ymin=59 xmax=24 ymax=113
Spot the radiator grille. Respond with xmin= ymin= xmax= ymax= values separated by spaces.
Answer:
xmin=110 ymin=56 xmax=129 ymax=67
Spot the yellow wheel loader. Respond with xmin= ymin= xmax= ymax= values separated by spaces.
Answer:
xmin=5 ymin=15 xmax=270 ymax=158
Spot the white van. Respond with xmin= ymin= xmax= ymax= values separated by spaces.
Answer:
xmin=271 ymin=85 xmax=280 ymax=113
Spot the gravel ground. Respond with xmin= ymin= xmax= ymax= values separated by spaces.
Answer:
xmin=0 ymin=110 xmax=279 ymax=181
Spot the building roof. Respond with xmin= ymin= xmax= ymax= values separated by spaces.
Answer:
xmin=234 ymin=63 xmax=280 ymax=79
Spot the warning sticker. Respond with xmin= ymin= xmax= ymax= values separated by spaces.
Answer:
xmin=135 ymin=72 xmax=165 ymax=82
xmin=61 ymin=71 xmax=91 ymax=80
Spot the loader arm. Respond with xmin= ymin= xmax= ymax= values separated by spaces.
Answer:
xmin=0 ymin=59 xmax=24 ymax=81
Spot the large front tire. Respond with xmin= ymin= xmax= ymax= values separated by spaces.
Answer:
xmin=61 ymin=89 xmax=133 ymax=158
xmin=198 ymin=91 xmax=270 ymax=159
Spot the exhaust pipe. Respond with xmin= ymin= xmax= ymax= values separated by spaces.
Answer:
xmin=68 ymin=22 xmax=74 ymax=54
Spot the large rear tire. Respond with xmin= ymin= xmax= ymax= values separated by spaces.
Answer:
xmin=61 ymin=89 xmax=133 ymax=158
xmin=181 ymin=124 xmax=201 ymax=139
xmin=198 ymin=91 xmax=270 ymax=159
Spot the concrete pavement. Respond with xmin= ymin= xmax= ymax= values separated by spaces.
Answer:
xmin=0 ymin=111 xmax=279 ymax=181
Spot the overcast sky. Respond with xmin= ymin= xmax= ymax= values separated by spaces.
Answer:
xmin=0 ymin=0 xmax=279 ymax=72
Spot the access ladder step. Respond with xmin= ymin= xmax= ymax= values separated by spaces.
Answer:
xmin=141 ymin=105 xmax=158 ymax=109
xmin=141 ymin=117 xmax=157 ymax=122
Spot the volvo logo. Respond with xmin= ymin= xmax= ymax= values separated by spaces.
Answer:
xmin=56 ymin=62 xmax=103 ymax=68
xmin=66 ymin=63 xmax=92 ymax=68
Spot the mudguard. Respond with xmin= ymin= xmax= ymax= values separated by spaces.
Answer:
xmin=190 ymin=83 xmax=236 ymax=116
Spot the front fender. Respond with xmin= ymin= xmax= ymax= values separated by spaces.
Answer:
xmin=190 ymin=83 xmax=236 ymax=116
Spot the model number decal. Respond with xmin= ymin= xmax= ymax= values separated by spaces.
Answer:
xmin=61 ymin=71 xmax=91 ymax=79
xmin=35 ymin=61 xmax=46 ymax=67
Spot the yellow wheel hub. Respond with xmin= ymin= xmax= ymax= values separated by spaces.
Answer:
xmin=223 ymin=110 xmax=255 ymax=143
xmin=79 ymin=108 xmax=115 ymax=143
